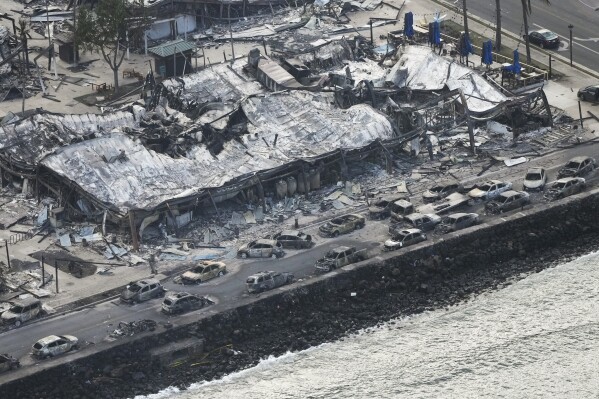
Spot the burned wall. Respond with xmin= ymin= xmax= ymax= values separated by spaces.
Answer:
xmin=2 ymin=190 xmax=599 ymax=398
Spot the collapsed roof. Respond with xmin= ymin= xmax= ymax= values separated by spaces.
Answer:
xmin=386 ymin=46 xmax=508 ymax=113
xmin=40 ymin=91 xmax=394 ymax=215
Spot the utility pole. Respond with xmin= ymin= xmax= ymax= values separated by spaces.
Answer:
xmin=568 ymin=24 xmax=573 ymax=67
xmin=46 ymin=0 xmax=52 ymax=71
xmin=462 ymin=0 xmax=469 ymax=38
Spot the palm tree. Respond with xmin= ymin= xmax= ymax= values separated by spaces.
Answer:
xmin=522 ymin=0 xmax=551 ymax=64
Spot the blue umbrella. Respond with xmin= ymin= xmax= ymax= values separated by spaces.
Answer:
xmin=404 ymin=12 xmax=414 ymax=39
xmin=433 ymin=20 xmax=441 ymax=45
xmin=482 ymin=40 xmax=493 ymax=65
xmin=460 ymin=33 xmax=473 ymax=57
xmin=512 ymin=49 xmax=521 ymax=74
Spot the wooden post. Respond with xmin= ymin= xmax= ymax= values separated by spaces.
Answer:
xmin=41 ymin=255 xmax=45 ymax=286
xmin=54 ymin=259 xmax=59 ymax=293
xmin=578 ymin=101 xmax=584 ymax=128
xmin=5 ymin=241 xmax=11 ymax=270
xmin=207 ymin=190 xmax=222 ymax=224
xmin=128 ymin=211 xmax=139 ymax=251
xmin=256 ymin=177 xmax=267 ymax=214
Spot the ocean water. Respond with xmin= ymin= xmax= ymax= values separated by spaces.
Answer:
xmin=137 ymin=250 xmax=599 ymax=399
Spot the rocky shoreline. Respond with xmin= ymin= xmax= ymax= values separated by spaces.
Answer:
xmin=3 ymin=194 xmax=599 ymax=399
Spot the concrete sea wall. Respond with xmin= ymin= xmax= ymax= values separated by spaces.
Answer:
xmin=2 ymin=189 xmax=599 ymax=398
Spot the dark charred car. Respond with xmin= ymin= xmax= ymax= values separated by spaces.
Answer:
xmin=314 ymin=246 xmax=364 ymax=272
xmin=120 ymin=279 xmax=165 ymax=303
xmin=558 ymin=156 xmax=596 ymax=178
xmin=438 ymin=212 xmax=479 ymax=233
xmin=179 ymin=261 xmax=226 ymax=284
xmin=578 ymin=85 xmax=599 ymax=102
xmin=422 ymin=182 xmax=463 ymax=203
xmin=162 ymin=292 xmax=212 ymax=315
xmin=389 ymin=199 xmax=414 ymax=222
xmin=389 ymin=213 xmax=441 ymax=236
xmin=523 ymin=167 xmax=547 ymax=191
xmin=0 ymin=354 xmax=20 ymax=373
xmin=368 ymin=193 xmax=408 ymax=219
xmin=524 ymin=29 xmax=560 ymax=49
xmin=544 ymin=177 xmax=586 ymax=201
xmin=468 ymin=180 xmax=513 ymax=203
xmin=485 ymin=190 xmax=530 ymax=215
xmin=1 ymin=297 xmax=42 ymax=327
xmin=246 ymin=271 xmax=294 ymax=293
xmin=271 ymin=230 xmax=314 ymax=249
xmin=384 ymin=228 xmax=427 ymax=252
xmin=319 ymin=214 xmax=365 ymax=237
xmin=237 ymin=239 xmax=284 ymax=259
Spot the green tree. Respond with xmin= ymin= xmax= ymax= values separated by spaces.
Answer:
xmin=521 ymin=0 xmax=551 ymax=64
xmin=75 ymin=0 xmax=148 ymax=89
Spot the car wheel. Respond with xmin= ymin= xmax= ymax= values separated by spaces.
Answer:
xmin=357 ymin=222 xmax=364 ymax=229
xmin=15 ymin=320 xmax=21 ymax=328
xmin=578 ymin=93 xmax=585 ymax=100
xmin=333 ymin=231 xmax=339 ymax=238
xmin=271 ymin=253 xmax=278 ymax=259
xmin=72 ymin=345 xmax=79 ymax=351
xmin=540 ymin=42 xmax=544 ymax=49
xmin=218 ymin=271 xmax=225 ymax=277
xmin=240 ymin=252 xmax=248 ymax=259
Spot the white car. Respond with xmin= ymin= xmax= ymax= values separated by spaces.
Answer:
xmin=468 ymin=180 xmax=512 ymax=202
xmin=383 ymin=228 xmax=427 ymax=252
xmin=32 ymin=335 xmax=79 ymax=359
xmin=523 ymin=167 xmax=547 ymax=191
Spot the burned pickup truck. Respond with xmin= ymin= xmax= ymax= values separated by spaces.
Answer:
xmin=314 ymin=246 xmax=366 ymax=273
xmin=246 ymin=271 xmax=294 ymax=293
xmin=319 ymin=214 xmax=365 ymax=237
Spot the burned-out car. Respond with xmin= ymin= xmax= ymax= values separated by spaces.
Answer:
xmin=237 ymin=239 xmax=284 ymax=259
xmin=438 ymin=212 xmax=479 ymax=233
xmin=319 ymin=214 xmax=365 ymax=237
xmin=162 ymin=292 xmax=213 ymax=315
xmin=368 ymin=193 xmax=408 ymax=219
xmin=523 ymin=167 xmax=547 ymax=191
xmin=389 ymin=199 xmax=414 ymax=222
xmin=270 ymin=230 xmax=314 ymax=249
xmin=417 ymin=193 xmax=470 ymax=215
xmin=0 ymin=354 xmax=20 ymax=373
xmin=422 ymin=182 xmax=464 ymax=203
xmin=468 ymin=180 xmax=513 ymax=202
xmin=32 ymin=335 xmax=79 ymax=359
xmin=246 ymin=271 xmax=294 ymax=293
xmin=1 ymin=297 xmax=42 ymax=327
xmin=120 ymin=279 xmax=166 ymax=303
xmin=389 ymin=213 xmax=440 ymax=236
xmin=384 ymin=228 xmax=427 ymax=252
xmin=485 ymin=190 xmax=530 ymax=214
xmin=558 ymin=156 xmax=596 ymax=178
xmin=544 ymin=177 xmax=586 ymax=200
xmin=179 ymin=261 xmax=226 ymax=284
xmin=314 ymin=246 xmax=364 ymax=272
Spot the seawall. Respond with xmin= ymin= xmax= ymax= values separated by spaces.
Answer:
xmin=2 ymin=188 xmax=599 ymax=398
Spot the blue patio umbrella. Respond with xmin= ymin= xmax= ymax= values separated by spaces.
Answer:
xmin=433 ymin=20 xmax=441 ymax=45
xmin=460 ymin=33 xmax=473 ymax=56
xmin=404 ymin=12 xmax=414 ymax=39
xmin=512 ymin=48 xmax=521 ymax=74
xmin=482 ymin=40 xmax=493 ymax=65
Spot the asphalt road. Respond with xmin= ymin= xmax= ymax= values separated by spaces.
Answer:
xmin=454 ymin=0 xmax=599 ymax=73
xmin=2 ymin=141 xmax=599 ymax=367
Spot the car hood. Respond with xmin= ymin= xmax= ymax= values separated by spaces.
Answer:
xmin=422 ymin=190 xmax=440 ymax=199
xmin=559 ymin=168 xmax=577 ymax=176
xmin=384 ymin=239 xmax=402 ymax=247
xmin=63 ymin=335 xmax=78 ymax=344
xmin=238 ymin=243 xmax=249 ymax=251
xmin=182 ymin=271 xmax=201 ymax=280
xmin=120 ymin=289 xmax=136 ymax=300
xmin=319 ymin=223 xmax=334 ymax=231
xmin=523 ymin=179 xmax=544 ymax=189
xmin=468 ymin=188 xmax=486 ymax=198
xmin=1 ymin=311 xmax=17 ymax=321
